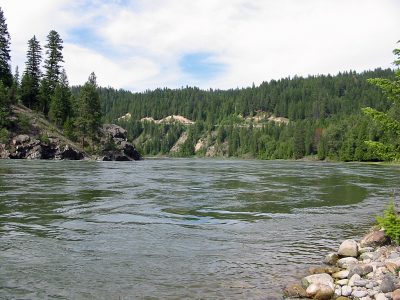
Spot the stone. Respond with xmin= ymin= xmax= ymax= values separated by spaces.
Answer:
xmin=360 ymin=230 xmax=390 ymax=248
xmin=354 ymin=279 xmax=368 ymax=287
xmin=349 ymin=274 xmax=361 ymax=286
xmin=301 ymin=273 xmax=334 ymax=289
xmin=380 ymin=275 xmax=396 ymax=293
xmin=359 ymin=247 xmax=375 ymax=254
xmin=306 ymin=283 xmax=334 ymax=300
xmin=375 ymin=293 xmax=388 ymax=300
xmin=392 ymin=289 xmax=400 ymax=300
xmin=337 ymin=279 xmax=349 ymax=286
xmin=360 ymin=252 xmax=375 ymax=260
xmin=338 ymin=239 xmax=359 ymax=257
xmin=309 ymin=266 xmax=331 ymax=275
xmin=352 ymin=290 xmax=368 ymax=297
xmin=283 ymin=282 xmax=307 ymax=298
xmin=333 ymin=270 xmax=350 ymax=279
xmin=336 ymin=297 xmax=351 ymax=300
xmin=341 ymin=285 xmax=352 ymax=296
xmin=337 ymin=257 xmax=359 ymax=269
xmin=349 ymin=264 xmax=374 ymax=278
xmin=324 ymin=253 xmax=339 ymax=265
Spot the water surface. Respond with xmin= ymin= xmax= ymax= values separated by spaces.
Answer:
xmin=0 ymin=159 xmax=399 ymax=299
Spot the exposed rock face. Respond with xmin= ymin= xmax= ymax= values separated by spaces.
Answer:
xmin=1 ymin=135 xmax=85 ymax=160
xmin=101 ymin=124 xmax=141 ymax=161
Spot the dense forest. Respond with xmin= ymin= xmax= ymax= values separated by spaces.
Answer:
xmin=0 ymin=3 xmax=398 ymax=162
xmin=89 ymin=68 xmax=399 ymax=161
xmin=0 ymin=7 xmax=102 ymax=153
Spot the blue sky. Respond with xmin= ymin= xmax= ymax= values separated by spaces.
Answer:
xmin=0 ymin=0 xmax=399 ymax=91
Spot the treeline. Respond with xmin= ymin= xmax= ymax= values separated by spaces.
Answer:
xmin=93 ymin=68 xmax=395 ymax=161
xmin=0 ymin=7 xmax=101 ymax=151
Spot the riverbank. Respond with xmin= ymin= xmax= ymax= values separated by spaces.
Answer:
xmin=284 ymin=227 xmax=400 ymax=299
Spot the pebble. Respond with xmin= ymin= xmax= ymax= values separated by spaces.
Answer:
xmin=352 ymin=290 xmax=368 ymax=297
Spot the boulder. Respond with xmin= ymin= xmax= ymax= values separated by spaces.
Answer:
xmin=360 ymin=230 xmax=390 ymax=248
xmin=301 ymin=273 xmax=334 ymax=289
xmin=283 ymin=282 xmax=307 ymax=298
xmin=306 ymin=283 xmax=334 ymax=300
xmin=348 ymin=274 xmax=361 ymax=286
xmin=375 ymin=293 xmax=388 ymax=300
xmin=338 ymin=239 xmax=358 ymax=257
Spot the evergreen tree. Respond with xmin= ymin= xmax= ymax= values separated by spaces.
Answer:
xmin=0 ymin=81 xmax=10 ymax=127
xmin=75 ymin=72 xmax=102 ymax=147
xmin=0 ymin=7 xmax=12 ymax=87
xmin=49 ymin=69 xmax=72 ymax=126
xmin=40 ymin=30 xmax=63 ymax=115
xmin=20 ymin=36 xmax=42 ymax=109
xmin=362 ymin=45 xmax=400 ymax=161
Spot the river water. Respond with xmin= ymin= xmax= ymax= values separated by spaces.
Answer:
xmin=0 ymin=159 xmax=399 ymax=299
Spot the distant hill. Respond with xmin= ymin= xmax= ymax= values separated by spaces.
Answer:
xmin=72 ymin=68 xmax=395 ymax=160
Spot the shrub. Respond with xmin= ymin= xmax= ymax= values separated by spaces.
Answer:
xmin=0 ymin=128 xmax=9 ymax=144
xmin=377 ymin=200 xmax=400 ymax=244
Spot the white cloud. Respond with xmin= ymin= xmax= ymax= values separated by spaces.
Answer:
xmin=0 ymin=0 xmax=399 ymax=91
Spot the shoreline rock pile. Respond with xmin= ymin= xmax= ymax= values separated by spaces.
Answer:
xmin=284 ymin=229 xmax=400 ymax=300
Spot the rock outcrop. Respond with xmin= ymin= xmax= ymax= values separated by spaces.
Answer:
xmin=1 ymin=135 xmax=85 ymax=160
xmin=101 ymin=124 xmax=141 ymax=161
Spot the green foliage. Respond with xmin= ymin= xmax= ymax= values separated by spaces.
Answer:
xmin=0 ymin=127 xmax=9 ymax=143
xmin=363 ymin=45 xmax=400 ymax=161
xmin=0 ymin=7 xmax=13 ymax=87
xmin=49 ymin=69 xmax=72 ymax=126
xmin=18 ymin=114 xmax=31 ymax=133
xmin=21 ymin=36 xmax=42 ymax=109
xmin=38 ymin=133 xmax=50 ymax=144
xmin=75 ymin=72 xmax=102 ymax=145
xmin=0 ymin=81 xmax=10 ymax=127
xmin=377 ymin=201 xmax=400 ymax=244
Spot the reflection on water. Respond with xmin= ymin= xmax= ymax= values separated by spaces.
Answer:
xmin=0 ymin=159 xmax=399 ymax=299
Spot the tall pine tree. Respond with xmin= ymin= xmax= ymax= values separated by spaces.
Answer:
xmin=49 ymin=69 xmax=72 ymax=126
xmin=76 ymin=72 xmax=102 ymax=148
xmin=40 ymin=30 xmax=64 ymax=115
xmin=0 ymin=7 xmax=12 ymax=88
xmin=20 ymin=36 xmax=42 ymax=109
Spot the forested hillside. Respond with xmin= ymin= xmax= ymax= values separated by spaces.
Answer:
xmin=87 ymin=68 xmax=397 ymax=161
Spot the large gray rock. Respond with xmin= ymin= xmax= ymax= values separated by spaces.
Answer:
xmin=360 ymin=230 xmax=390 ymax=248
xmin=338 ymin=239 xmax=358 ymax=257
xmin=348 ymin=264 xmax=373 ymax=278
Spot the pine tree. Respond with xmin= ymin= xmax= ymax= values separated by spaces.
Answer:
xmin=75 ymin=72 xmax=102 ymax=148
xmin=49 ymin=69 xmax=72 ymax=126
xmin=20 ymin=36 xmax=42 ymax=109
xmin=362 ymin=45 xmax=400 ymax=161
xmin=40 ymin=30 xmax=63 ymax=115
xmin=0 ymin=7 xmax=12 ymax=87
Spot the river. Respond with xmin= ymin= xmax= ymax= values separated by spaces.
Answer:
xmin=0 ymin=159 xmax=399 ymax=299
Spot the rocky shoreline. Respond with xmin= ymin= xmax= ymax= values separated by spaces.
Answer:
xmin=0 ymin=124 xmax=141 ymax=162
xmin=284 ymin=228 xmax=400 ymax=300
